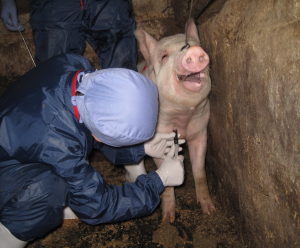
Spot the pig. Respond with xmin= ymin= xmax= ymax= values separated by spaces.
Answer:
xmin=124 ymin=19 xmax=216 ymax=222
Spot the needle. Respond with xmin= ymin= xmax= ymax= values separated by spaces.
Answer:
xmin=17 ymin=26 xmax=36 ymax=67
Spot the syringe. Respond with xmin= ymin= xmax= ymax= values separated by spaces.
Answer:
xmin=173 ymin=125 xmax=178 ymax=158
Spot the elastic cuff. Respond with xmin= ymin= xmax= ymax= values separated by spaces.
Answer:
xmin=148 ymin=171 xmax=165 ymax=193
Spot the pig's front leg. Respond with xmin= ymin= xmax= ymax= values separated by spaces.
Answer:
xmin=188 ymin=128 xmax=216 ymax=214
xmin=153 ymin=158 xmax=177 ymax=222
xmin=124 ymin=159 xmax=147 ymax=183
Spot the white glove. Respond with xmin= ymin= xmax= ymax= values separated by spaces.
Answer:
xmin=155 ymin=144 xmax=185 ymax=187
xmin=1 ymin=0 xmax=24 ymax=31
xmin=144 ymin=132 xmax=185 ymax=159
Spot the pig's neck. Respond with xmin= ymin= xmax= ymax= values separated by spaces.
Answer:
xmin=157 ymin=99 xmax=208 ymax=132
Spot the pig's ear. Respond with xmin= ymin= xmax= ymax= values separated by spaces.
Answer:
xmin=134 ymin=28 xmax=157 ymax=66
xmin=185 ymin=18 xmax=200 ymax=41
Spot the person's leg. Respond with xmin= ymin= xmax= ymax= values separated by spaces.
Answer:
xmin=29 ymin=0 xmax=86 ymax=64
xmin=83 ymin=0 xmax=137 ymax=70
xmin=0 ymin=164 xmax=69 ymax=242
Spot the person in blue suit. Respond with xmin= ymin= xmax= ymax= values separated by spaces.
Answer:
xmin=1 ymin=0 xmax=137 ymax=70
xmin=0 ymin=54 xmax=185 ymax=247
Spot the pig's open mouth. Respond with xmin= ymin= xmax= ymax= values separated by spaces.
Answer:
xmin=177 ymin=72 xmax=205 ymax=92
xmin=177 ymin=72 xmax=201 ymax=83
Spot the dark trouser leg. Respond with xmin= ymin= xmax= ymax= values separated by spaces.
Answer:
xmin=84 ymin=0 xmax=137 ymax=70
xmin=29 ymin=0 xmax=85 ymax=64
xmin=0 ymin=164 xmax=69 ymax=242
xmin=29 ymin=23 xmax=86 ymax=65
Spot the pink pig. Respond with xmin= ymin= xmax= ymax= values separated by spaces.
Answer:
xmin=124 ymin=19 xmax=216 ymax=222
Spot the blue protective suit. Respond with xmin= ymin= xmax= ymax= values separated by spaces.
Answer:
xmin=0 ymin=54 xmax=164 ymax=241
xmin=29 ymin=0 xmax=137 ymax=70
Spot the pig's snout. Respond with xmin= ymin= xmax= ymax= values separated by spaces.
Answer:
xmin=182 ymin=46 xmax=209 ymax=73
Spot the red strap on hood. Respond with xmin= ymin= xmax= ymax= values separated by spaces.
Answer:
xmin=72 ymin=69 xmax=83 ymax=121
xmin=142 ymin=64 xmax=147 ymax=73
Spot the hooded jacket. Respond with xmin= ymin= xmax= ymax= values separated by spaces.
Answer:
xmin=0 ymin=54 xmax=164 ymax=225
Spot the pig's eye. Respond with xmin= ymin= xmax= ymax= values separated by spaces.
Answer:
xmin=160 ymin=51 xmax=169 ymax=64
xmin=162 ymin=54 xmax=168 ymax=60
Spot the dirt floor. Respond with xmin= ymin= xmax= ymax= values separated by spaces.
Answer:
xmin=25 ymin=148 xmax=244 ymax=248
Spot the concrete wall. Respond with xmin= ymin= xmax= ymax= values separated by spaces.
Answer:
xmin=197 ymin=0 xmax=300 ymax=246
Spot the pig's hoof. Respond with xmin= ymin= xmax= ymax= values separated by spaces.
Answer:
xmin=161 ymin=211 xmax=176 ymax=223
xmin=201 ymin=203 xmax=216 ymax=215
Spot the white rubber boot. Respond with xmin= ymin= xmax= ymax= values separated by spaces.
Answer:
xmin=0 ymin=222 xmax=28 ymax=248
xmin=63 ymin=206 xmax=78 ymax=220
xmin=124 ymin=159 xmax=147 ymax=183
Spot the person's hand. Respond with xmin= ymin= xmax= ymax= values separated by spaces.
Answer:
xmin=155 ymin=144 xmax=185 ymax=187
xmin=1 ymin=0 xmax=24 ymax=31
xmin=144 ymin=132 xmax=185 ymax=159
